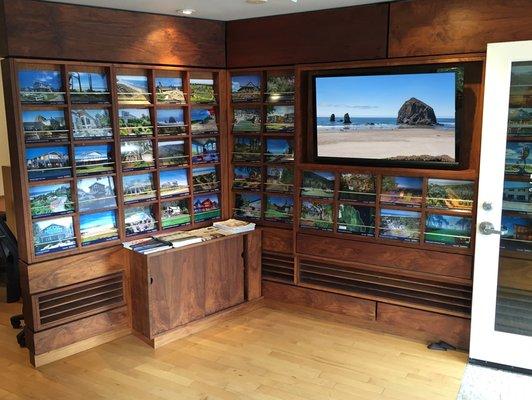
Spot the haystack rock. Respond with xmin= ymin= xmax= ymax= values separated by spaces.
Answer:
xmin=397 ymin=97 xmax=438 ymax=126
xmin=344 ymin=113 xmax=352 ymax=124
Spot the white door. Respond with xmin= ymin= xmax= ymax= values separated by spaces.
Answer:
xmin=470 ymin=40 xmax=532 ymax=370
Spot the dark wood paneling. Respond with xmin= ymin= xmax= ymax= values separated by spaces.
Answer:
xmin=297 ymin=233 xmax=472 ymax=279
xmin=389 ymin=0 xmax=532 ymax=57
xmin=226 ymin=4 xmax=388 ymax=68
xmin=377 ymin=303 xmax=470 ymax=349
xmin=244 ymin=230 xmax=262 ymax=301
xmin=263 ymin=281 xmax=376 ymax=321
xmin=1 ymin=0 xmax=225 ymax=67
xmin=262 ymin=227 xmax=293 ymax=254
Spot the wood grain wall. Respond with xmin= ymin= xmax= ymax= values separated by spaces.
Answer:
xmin=0 ymin=0 xmax=226 ymax=67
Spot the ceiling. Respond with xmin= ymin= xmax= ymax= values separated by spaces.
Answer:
xmin=42 ymin=0 xmax=389 ymax=21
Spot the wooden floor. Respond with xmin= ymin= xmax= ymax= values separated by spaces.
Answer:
xmin=0 ymin=301 xmax=467 ymax=400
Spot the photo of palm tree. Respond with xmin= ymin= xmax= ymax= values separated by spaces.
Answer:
xmin=424 ymin=214 xmax=472 ymax=248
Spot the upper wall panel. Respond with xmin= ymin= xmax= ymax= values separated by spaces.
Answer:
xmin=389 ymin=0 xmax=532 ymax=57
xmin=226 ymin=4 xmax=389 ymax=68
xmin=0 ymin=0 xmax=226 ymax=67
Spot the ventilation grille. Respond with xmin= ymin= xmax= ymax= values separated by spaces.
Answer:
xmin=262 ymin=251 xmax=294 ymax=283
xmin=36 ymin=272 xmax=125 ymax=330
xmin=495 ymin=287 xmax=532 ymax=337
xmin=299 ymin=258 xmax=472 ymax=315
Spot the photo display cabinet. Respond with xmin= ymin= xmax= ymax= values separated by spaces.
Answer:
xmin=4 ymin=59 xmax=228 ymax=263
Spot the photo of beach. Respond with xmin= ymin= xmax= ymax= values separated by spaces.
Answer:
xmin=315 ymin=71 xmax=458 ymax=162
xmin=116 ymin=74 xmax=151 ymax=104
xmin=79 ymin=210 xmax=119 ymax=246
xmin=157 ymin=108 xmax=186 ymax=135
xmin=159 ymin=169 xmax=189 ymax=198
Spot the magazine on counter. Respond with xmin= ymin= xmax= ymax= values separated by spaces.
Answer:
xmin=213 ymin=219 xmax=256 ymax=234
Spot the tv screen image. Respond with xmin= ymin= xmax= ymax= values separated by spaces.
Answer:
xmin=33 ymin=216 xmax=76 ymax=256
xmin=191 ymin=138 xmax=219 ymax=164
xmin=191 ymin=107 xmax=218 ymax=135
xmin=500 ymin=213 xmax=531 ymax=253
xmin=505 ymin=141 xmax=532 ymax=176
xmin=233 ymin=136 xmax=262 ymax=162
xmin=79 ymin=210 xmax=119 ymax=246
xmin=69 ymin=70 xmax=110 ymax=103
xmin=337 ymin=204 xmax=375 ymax=236
xmin=424 ymin=214 xmax=472 ymax=248
xmin=116 ymin=74 xmax=150 ymax=104
xmin=124 ymin=205 xmax=157 ymax=236
xmin=122 ymin=173 xmax=156 ymax=203
xmin=71 ymin=109 xmax=113 ymax=139
xmin=301 ymin=171 xmax=335 ymax=198
xmin=266 ymin=74 xmax=295 ymax=102
xmin=74 ymin=144 xmax=114 ymax=175
xmin=502 ymin=180 xmax=531 ymax=213
xmin=77 ymin=176 xmax=117 ymax=212
xmin=29 ymin=183 xmax=74 ymax=218
xmin=234 ymin=193 xmax=262 ymax=220
xmin=299 ymin=200 xmax=333 ymax=231
xmin=266 ymin=106 xmax=295 ymax=133
xmin=26 ymin=145 xmax=71 ymax=181
xmin=193 ymin=193 xmax=221 ymax=222
xmin=23 ymin=109 xmax=68 ymax=143
xmin=158 ymin=140 xmax=187 ymax=167
xmin=265 ymin=166 xmax=294 ymax=193
xmin=313 ymin=67 xmax=462 ymax=167
xmin=338 ymin=173 xmax=376 ymax=203
xmin=379 ymin=209 xmax=421 ymax=243
xmin=233 ymin=108 xmax=262 ymax=133
xmin=265 ymin=138 xmax=294 ymax=163
xmin=120 ymin=140 xmax=154 ymax=171
xmin=18 ymin=68 xmax=65 ymax=104
xmin=161 ymin=199 xmax=191 ymax=229
xmin=193 ymin=166 xmax=220 ymax=193
xmin=232 ymin=74 xmax=261 ymax=103
xmin=265 ymin=195 xmax=294 ymax=223
xmin=380 ymin=176 xmax=423 ymax=208
xmin=159 ymin=169 xmax=189 ymax=198
xmin=233 ymin=166 xmax=262 ymax=191
xmin=155 ymin=75 xmax=185 ymax=104
xmin=427 ymin=179 xmax=474 ymax=211
xmin=119 ymin=108 xmax=153 ymax=137
xmin=157 ymin=108 xmax=186 ymax=136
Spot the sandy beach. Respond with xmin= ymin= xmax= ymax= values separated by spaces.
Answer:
xmin=317 ymin=127 xmax=455 ymax=160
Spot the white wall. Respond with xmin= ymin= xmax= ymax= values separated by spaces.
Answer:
xmin=0 ymin=61 xmax=10 ymax=196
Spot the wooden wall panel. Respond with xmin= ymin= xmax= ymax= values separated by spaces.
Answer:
xmin=389 ymin=0 xmax=532 ymax=57
xmin=244 ymin=230 xmax=262 ymax=301
xmin=1 ymin=0 xmax=226 ymax=67
xmin=226 ymin=4 xmax=389 ymax=68
xmin=262 ymin=227 xmax=293 ymax=254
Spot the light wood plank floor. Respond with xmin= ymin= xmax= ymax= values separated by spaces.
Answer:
xmin=0 ymin=301 xmax=467 ymax=400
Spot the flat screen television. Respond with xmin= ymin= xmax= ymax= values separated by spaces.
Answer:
xmin=311 ymin=64 xmax=464 ymax=168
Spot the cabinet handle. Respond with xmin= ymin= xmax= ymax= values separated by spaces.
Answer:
xmin=149 ymin=277 xmax=154 ymax=285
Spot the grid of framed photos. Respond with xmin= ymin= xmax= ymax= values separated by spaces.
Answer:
xmin=230 ymin=69 xmax=296 ymax=225
xmin=17 ymin=60 xmax=224 ymax=261
xmin=297 ymin=170 xmax=476 ymax=251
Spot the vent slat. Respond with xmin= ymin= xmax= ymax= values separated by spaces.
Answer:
xmin=40 ymin=296 xmax=124 ymax=325
xmin=262 ymin=251 xmax=294 ymax=283
xmin=40 ymin=290 xmax=124 ymax=318
xmin=38 ymin=274 xmax=122 ymax=303
xmin=39 ymin=283 xmax=123 ymax=311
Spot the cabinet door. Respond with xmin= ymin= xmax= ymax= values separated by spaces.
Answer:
xmin=149 ymin=247 xmax=205 ymax=336
xmin=204 ymin=237 xmax=245 ymax=315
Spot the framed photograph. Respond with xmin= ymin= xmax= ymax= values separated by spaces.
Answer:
xmin=505 ymin=142 xmax=532 ymax=175
xmin=337 ymin=204 xmax=375 ymax=236
xmin=77 ymin=175 xmax=117 ymax=212
xmin=121 ymin=140 xmax=154 ymax=171
xmin=122 ymin=173 xmax=156 ymax=203
xmin=116 ymin=74 xmax=151 ymax=104
xmin=74 ymin=144 xmax=114 ymax=176
xmin=503 ymin=180 xmax=531 ymax=213
xmin=192 ymin=166 xmax=220 ymax=193
xmin=29 ymin=183 xmax=74 ymax=218
xmin=18 ymin=67 xmax=65 ymax=104
xmin=233 ymin=108 xmax=261 ymax=133
xmin=193 ymin=193 xmax=221 ymax=222
xmin=339 ymin=173 xmax=376 ymax=203
xmin=266 ymin=73 xmax=295 ymax=103
xmin=192 ymin=137 xmax=219 ymax=164
xmin=266 ymin=105 xmax=295 ymax=133
xmin=157 ymin=108 xmax=186 ymax=136
xmin=190 ymin=73 xmax=216 ymax=104
xmin=26 ymin=146 xmax=71 ymax=181
xmin=155 ymin=74 xmax=185 ymax=104
xmin=33 ymin=216 xmax=76 ymax=256
xmin=380 ymin=176 xmax=423 ymax=208
xmin=119 ymin=108 xmax=153 ymax=137
xmin=299 ymin=200 xmax=333 ymax=231
xmin=159 ymin=168 xmax=190 ymax=198
xmin=233 ymin=136 xmax=262 ymax=162
xmin=124 ymin=205 xmax=158 ymax=236
xmin=509 ymin=63 xmax=532 ymax=108
xmin=158 ymin=140 xmax=188 ymax=167
xmin=161 ymin=199 xmax=191 ymax=229
xmin=71 ymin=109 xmax=113 ymax=140
xmin=68 ymin=69 xmax=110 ymax=103
xmin=264 ymin=195 xmax=294 ymax=223
xmin=23 ymin=110 xmax=68 ymax=143
xmin=80 ymin=210 xmax=119 ymax=246
xmin=232 ymin=74 xmax=261 ymax=103
xmin=508 ymin=108 xmax=532 ymax=136
xmin=265 ymin=166 xmax=293 ymax=193
xmin=500 ymin=213 xmax=531 ymax=253
xmin=191 ymin=107 xmax=218 ymax=135
xmin=233 ymin=166 xmax=261 ymax=191
xmin=379 ymin=209 xmax=421 ymax=243
xmin=265 ymin=138 xmax=294 ymax=163
xmin=424 ymin=214 xmax=472 ymax=248
xmin=427 ymin=179 xmax=474 ymax=211
xmin=301 ymin=170 xmax=335 ymax=198
xmin=234 ymin=193 xmax=262 ymax=220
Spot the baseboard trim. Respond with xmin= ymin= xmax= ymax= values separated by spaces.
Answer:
xmin=469 ymin=358 xmax=532 ymax=376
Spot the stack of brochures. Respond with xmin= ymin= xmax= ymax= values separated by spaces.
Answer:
xmin=213 ymin=219 xmax=256 ymax=234
xmin=155 ymin=231 xmax=203 ymax=248
xmin=122 ymin=238 xmax=172 ymax=255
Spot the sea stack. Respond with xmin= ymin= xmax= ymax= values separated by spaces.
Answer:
xmin=344 ymin=113 xmax=352 ymax=124
xmin=330 ymin=113 xmax=336 ymax=122
xmin=397 ymin=97 xmax=438 ymax=126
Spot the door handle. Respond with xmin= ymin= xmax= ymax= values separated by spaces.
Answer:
xmin=479 ymin=221 xmax=504 ymax=235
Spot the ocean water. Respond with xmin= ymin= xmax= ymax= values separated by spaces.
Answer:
xmin=316 ymin=117 xmax=455 ymax=130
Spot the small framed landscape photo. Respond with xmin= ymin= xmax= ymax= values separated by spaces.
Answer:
xmin=233 ymin=108 xmax=262 ymax=133
xmin=74 ymin=144 xmax=115 ymax=176
xmin=299 ymin=200 xmax=334 ymax=231
xmin=424 ymin=214 xmax=472 ymax=248
xmin=158 ymin=140 xmax=188 ymax=167
xmin=380 ymin=176 xmax=423 ymax=208
xmin=264 ymin=194 xmax=294 ymax=224
xmin=116 ymin=72 xmax=151 ymax=104
xmin=29 ymin=183 xmax=74 ymax=218
xmin=159 ymin=168 xmax=190 ymax=198
xmin=155 ymin=72 xmax=185 ymax=104
xmin=233 ymin=136 xmax=262 ymax=163
xmin=265 ymin=106 xmax=295 ymax=133
xmin=77 ymin=175 xmax=117 ymax=212
xmin=119 ymin=108 xmax=153 ymax=137
xmin=192 ymin=166 xmax=220 ymax=194
xmin=33 ymin=216 xmax=76 ymax=256
xmin=157 ymin=108 xmax=186 ymax=136
xmin=234 ymin=193 xmax=262 ymax=220
xmin=23 ymin=109 xmax=68 ymax=143
xmin=192 ymin=138 xmax=219 ymax=164
xmin=18 ymin=65 xmax=65 ymax=104
xmin=71 ymin=109 xmax=113 ymax=140
xmin=120 ymin=140 xmax=155 ymax=171
xmin=379 ymin=209 xmax=421 ymax=243
xmin=339 ymin=173 xmax=376 ymax=203
xmin=266 ymin=72 xmax=295 ymax=103
xmin=69 ymin=67 xmax=110 ymax=104
xmin=232 ymin=74 xmax=261 ymax=103
xmin=124 ymin=205 xmax=158 ymax=236
xmin=503 ymin=180 xmax=531 ymax=213
xmin=193 ymin=193 xmax=221 ymax=223
xmin=427 ymin=179 xmax=474 ymax=212
xmin=190 ymin=72 xmax=216 ymax=104
xmin=161 ymin=199 xmax=191 ymax=229
xmin=301 ymin=170 xmax=335 ymax=198
xmin=122 ymin=173 xmax=156 ymax=203
xmin=265 ymin=138 xmax=294 ymax=163
xmin=265 ymin=166 xmax=293 ymax=193
xmin=26 ymin=146 xmax=71 ymax=181
xmin=233 ymin=166 xmax=262 ymax=191
xmin=500 ymin=212 xmax=531 ymax=253
xmin=191 ymin=107 xmax=219 ymax=135
xmin=337 ymin=204 xmax=375 ymax=237
xmin=505 ymin=142 xmax=532 ymax=176
xmin=507 ymin=107 xmax=532 ymax=137
xmin=80 ymin=210 xmax=119 ymax=247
